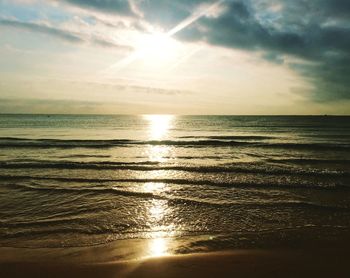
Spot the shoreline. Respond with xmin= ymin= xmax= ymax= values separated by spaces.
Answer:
xmin=1 ymin=248 xmax=349 ymax=277
xmin=2 ymin=231 xmax=350 ymax=264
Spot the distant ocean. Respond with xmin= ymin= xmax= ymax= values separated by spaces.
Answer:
xmin=0 ymin=115 xmax=350 ymax=252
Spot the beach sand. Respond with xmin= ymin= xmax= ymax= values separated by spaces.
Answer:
xmin=1 ymin=248 xmax=349 ymax=278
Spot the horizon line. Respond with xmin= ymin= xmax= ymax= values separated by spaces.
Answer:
xmin=0 ymin=113 xmax=349 ymax=117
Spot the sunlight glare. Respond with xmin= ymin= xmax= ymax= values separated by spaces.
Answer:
xmin=149 ymin=199 xmax=166 ymax=221
xmin=144 ymin=182 xmax=165 ymax=193
xmin=135 ymin=33 xmax=179 ymax=65
xmin=103 ymin=1 xmax=223 ymax=72
xmin=147 ymin=145 xmax=171 ymax=162
xmin=149 ymin=237 xmax=168 ymax=257
xmin=144 ymin=114 xmax=173 ymax=140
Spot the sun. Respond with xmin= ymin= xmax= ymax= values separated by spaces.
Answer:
xmin=134 ymin=32 xmax=180 ymax=65
xmin=105 ymin=32 xmax=184 ymax=71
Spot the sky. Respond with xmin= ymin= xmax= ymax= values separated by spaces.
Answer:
xmin=0 ymin=0 xmax=349 ymax=115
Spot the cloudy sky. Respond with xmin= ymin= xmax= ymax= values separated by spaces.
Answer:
xmin=0 ymin=0 xmax=349 ymax=114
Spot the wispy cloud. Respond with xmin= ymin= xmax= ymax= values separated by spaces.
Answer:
xmin=0 ymin=19 xmax=83 ymax=42
xmin=61 ymin=0 xmax=136 ymax=16
xmin=0 ymin=18 xmax=132 ymax=50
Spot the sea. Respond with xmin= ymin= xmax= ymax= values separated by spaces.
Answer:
xmin=0 ymin=114 xmax=349 ymax=255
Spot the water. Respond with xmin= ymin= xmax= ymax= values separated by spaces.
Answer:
xmin=0 ymin=114 xmax=350 ymax=253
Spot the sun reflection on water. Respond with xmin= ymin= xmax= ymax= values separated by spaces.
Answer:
xmin=143 ymin=114 xmax=174 ymax=140
xmin=142 ymin=115 xmax=175 ymax=257
xmin=143 ymin=182 xmax=165 ymax=193
xmin=149 ymin=199 xmax=166 ymax=221
xmin=148 ymin=237 xmax=168 ymax=257
xmin=147 ymin=145 xmax=171 ymax=162
xmin=143 ymin=183 xmax=173 ymax=257
xmin=143 ymin=114 xmax=174 ymax=163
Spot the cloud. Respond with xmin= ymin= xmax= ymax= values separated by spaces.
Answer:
xmin=0 ymin=97 xmax=134 ymax=114
xmin=0 ymin=18 xmax=83 ymax=42
xmin=167 ymin=0 xmax=350 ymax=101
xmin=90 ymin=37 xmax=132 ymax=51
xmin=61 ymin=0 xmax=135 ymax=16
xmin=2 ymin=0 xmax=349 ymax=102
xmin=91 ymin=0 xmax=346 ymax=101
xmin=137 ymin=0 xmax=219 ymax=29
xmin=0 ymin=19 xmax=132 ymax=50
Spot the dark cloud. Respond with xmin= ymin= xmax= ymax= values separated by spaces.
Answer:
xmin=168 ymin=0 xmax=350 ymax=101
xmin=319 ymin=0 xmax=350 ymax=17
xmin=137 ymin=0 xmax=210 ymax=28
xmin=0 ymin=19 xmax=131 ymax=50
xmin=62 ymin=0 xmax=135 ymax=16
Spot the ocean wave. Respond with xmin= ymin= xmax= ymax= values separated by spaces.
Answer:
xmin=60 ymin=154 xmax=112 ymax=158
xmin=0 ymin=226 xmax=128 ymax=239
xmin=0 ymin=160 xmax=161 ymax=166
xmin=0 ymin=161 xmax=347 ymax=177
xmin=1 ymin=181 xmax=349 ymax=210
xmin=179 ymin=135 xmax=273 ymax=140
xmin=0 ymin=215 xmax=96 ymax=228
xmin=0 ymin=137 xmax=348 ymax=150
xmin=266 ymin=158 xmax=350 ymax=164
xmin=1 ymin=175 xmax=348 ymax=190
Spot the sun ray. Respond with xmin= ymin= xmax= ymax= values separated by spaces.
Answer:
xmin=102 ymin=0 xmax=224 ymax=73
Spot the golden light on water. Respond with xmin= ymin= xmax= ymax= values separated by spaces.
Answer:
xmin=144 ymin=114 xmax=174 ymax=140
xmin=143 ymin=182 xmax=165 ymax=193
xmin=149 ymin=237 xmax=168 ymax=257
xmin=145 ymin=197 xmax=171 ymax=257
xmin=149 ymin=199 xmax=166 ymax=221
xmin=144 ymin=114 xmax=174 ymax=162
xmin=143 ymin=182 xmax=171 ymax=258
xmin=146 ymin=145 xmax=171 ymax=162
xmin=142 ymin=115 xmax=175 ymax=258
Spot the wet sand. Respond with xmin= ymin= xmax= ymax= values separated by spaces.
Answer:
xmin=1 ymin=248 xmax=349 ymax=278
